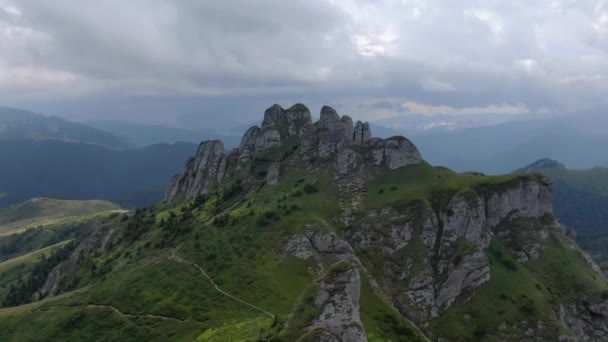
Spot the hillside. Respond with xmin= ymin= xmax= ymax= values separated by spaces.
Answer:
xmin=0 ymin=104 xmax=606 ymax=341
xmin=0 ymin=198 xmax=120 ymax=236
xmin=0 ymin=140 xmax=197 ymax=208
xmin=0 ymin=198 xmax=126 ymax=304
xmin=516 ymin=159 xmax=608 ymax=262
xmin=0 ymin=107 xmax=129 ymax=149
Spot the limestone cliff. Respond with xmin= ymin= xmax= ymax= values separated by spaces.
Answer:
xmin=165 ymin=103 xmax=421 ymax=201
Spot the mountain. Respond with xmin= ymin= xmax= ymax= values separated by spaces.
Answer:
xmin=0 ymin=198 xmax=124 ymax=303
xmin=0 ymin=107 xmax=129 ymax=149
xmin=0 ymin=198 xmax=120 ymax=236
xmin=515 ymin=159 xmax=608 ymax=263
xmin=86 ymin=119 xmax=242 ymax=148
xmin=1 ymin=104 xmax=607 ymax=341
xmin=0 ymin=140 xmax=197 ymax=208
xmin=411 ymin=112 xmax=608 ymax=174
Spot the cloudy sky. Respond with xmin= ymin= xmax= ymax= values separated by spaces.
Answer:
xmin=1 ymin=0 xmax=607 ymax=129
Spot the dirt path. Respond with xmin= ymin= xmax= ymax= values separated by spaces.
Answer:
xmin=86 ymin=304 xmax=195 ymax=323
xmin=169 ymin=253 xmax=275 ymax=319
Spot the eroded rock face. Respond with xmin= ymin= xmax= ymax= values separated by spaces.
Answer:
xmin=560 ymin=301 xmax=608 ymax=341
xmin=309 ymin=262 xmax=367 ymax=342
xmin=384 ymin=136 xmax=423 ymax=169
xmin=266 ymin=162 xmax=280 ymax=185
xmin=166 ymin=103 xmax=423 ymax=201
xmin=484 ymin=177 xmax=554 ymax=226
xmin=165 ymin=140 xmax=227 ymax=200
xmin=352 ymin=121 xmax=371 ymax=145
xmin=41 ymin=219 xmax=115 ymax=298
xmin=346 ymin=182 xmax=557 ymax=323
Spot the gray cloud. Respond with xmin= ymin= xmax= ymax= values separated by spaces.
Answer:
xmin=1 ymin=0 xmax=607 ymax=128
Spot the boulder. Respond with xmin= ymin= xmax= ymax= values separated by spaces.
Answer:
xmin=266 ymin=162 xmax=280 ymax=185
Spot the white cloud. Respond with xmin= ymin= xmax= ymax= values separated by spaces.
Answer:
xmin=0 ymin=0 xmax=607 ymax=123
xmin=420 ymin=77 xmax=456 ymax=92
xmin=516 ymin=59 xmax=538 ymax=74
xmin=465 ymin=9 xmax=505 ymax=41
xmin=400 ymin=101 xmax=529 ymax=116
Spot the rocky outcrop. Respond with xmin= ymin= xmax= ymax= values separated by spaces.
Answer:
xmin=266 ymin=162 xmax=280 ymax=185
xmin=308 ymin=261 xmax=367 ymax=342
xmin=166 ymin=103 xmax=423 ymax=201
xmin=40 ymin=219 xmax=116 ymax=298
xmin=383 ymin=136 xmax=423 ymax=169
xmin=353 ymin=121 xmax=371 ymax=145
xmin=346 ymin=180 xmax=558 ymax=323
xmin=560 ymin=301 xmax=608 ymax=341
xmin=483 ymin=176 xmax=554 ymax=226
xmin=165 ymin=140 xmax=230 ymax=200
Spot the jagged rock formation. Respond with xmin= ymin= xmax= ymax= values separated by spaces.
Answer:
xmin=165 ymin=103 xmax=421 ymax=201
xmin=9 ymin=102 xmax=608 ymax=342
xmin=309 ymin=262 xmax=367 ymax=342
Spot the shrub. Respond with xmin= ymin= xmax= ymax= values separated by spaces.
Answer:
xmin=303 ymin=184 xmax=319 ymax=194
xmin=213 ymin=214 xmax=230 ymax=227
xmin=257 ymin=211 xmax=280 ymax=226
xmin=518 ymin=302 xmax=536 ymax=315
xmin=502 ymin=259 xmax=518 ymax=271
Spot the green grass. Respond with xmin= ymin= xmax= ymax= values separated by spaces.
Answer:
xmin=366 ymin=162 xmax=525 ymax=210
xmin=527 ymin=234 xmax=608 ymax=301
xmin=196 ymin=317 xmax=273 ymax=341
xmin=0 ymin=198 xmax=123 ymax=236
xmin=0 ymin=240 xmax=70 ymax=274
xmin=360 ymin=274 xmax=426 ymax=342
xmin=0 ymin=240 xmax=72 ymax=300
xmin=429 ymin=240 xmax=564 ymax=341
xmin=276 ymin=282 xmax=320 ymax=341
xmin=1 ymin=157 xmax=603 ymax=341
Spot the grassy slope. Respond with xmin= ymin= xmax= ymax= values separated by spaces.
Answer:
xmin=0 ymin=240 xmax=70 ymax=274
xmin=365 ymin=162 xmax=529 ymax=210
xmin=0 ymin=198 xmax=120 ymax=227
xmin=0 ymin=199 xmax=124 ymax=309
xmin=0 ymin=241 xmax=71 ymax=300
xmin=0 ymin=198 xmax=122 ymax=238
xmin=0 ymin=163 xmax=601 ymax=341
xmin=0 ymin=170 xmax=340 ymax=341
xmin=429 ymin=234 xmax=608 ymax=341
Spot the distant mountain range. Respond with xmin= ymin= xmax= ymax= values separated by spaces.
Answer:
xmin=410 ymin=111 xmax=608 ymax=174
xmin=0 ymin=107 xmax=129 ymax=149
xmin=85 ymin=119 xmax=242 ymax=148
xmin=516 ymin=159 xmax=608 ymax=263
xmin=0 ymin=107 xmax=200 ymax=208
xmin=0 ymin=140 xmax=196 ymax=208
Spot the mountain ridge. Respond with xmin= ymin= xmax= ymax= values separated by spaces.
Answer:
xmin=0 ymin=104 xmax=606 ymax=341
xmin=0 ymin=107 xmax=130 ymax=149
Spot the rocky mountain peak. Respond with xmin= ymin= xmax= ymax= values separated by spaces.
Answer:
xmin=166 ymin=103 xmax=422 ymax=201
xmin=318 ymin=105 xmax=341 ymax=127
